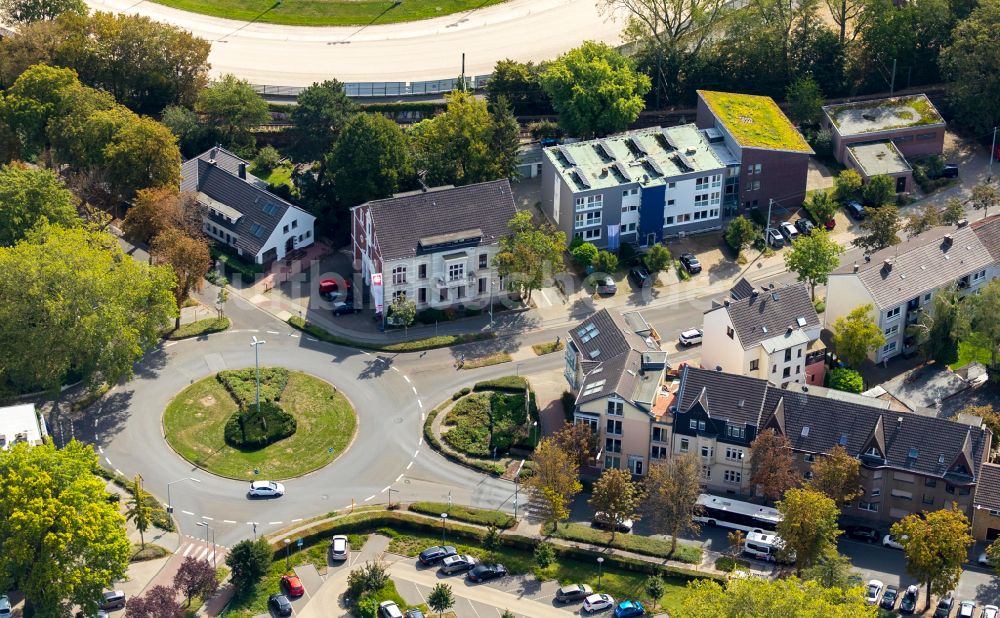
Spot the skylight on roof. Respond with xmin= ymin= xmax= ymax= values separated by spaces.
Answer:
xmin=801 ymin=426 xmax=810 ymax=437
xmin=263 ymin=203 xmax=279 ymax=216
xmin=839 ymin=434 xmax=848 ymax=446
xmin=588 ymin=349 xmax=601 ymax=359
xmin=249 ymin=223 xmax=266 ymax=238
xmin=908 ymin=447 xmax=919 ymax=459
xmin=796 ymin=317 xmax=807 ymax=327
xmin=582 ymin=379 xmax=607 ymax=397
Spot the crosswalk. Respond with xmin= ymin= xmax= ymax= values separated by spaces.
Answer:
xmin=178 ymin=536 xmax=228 ymax=566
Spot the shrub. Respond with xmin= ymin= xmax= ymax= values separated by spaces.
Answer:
xmin=828 ymin=367 xmax=864 ymax=394
xmin=561 ymin=390 xmax=576 ymax=422
xmin=473 ymin=376 xmax=530 ymax=392
xmin=415 ymin=308 xmax=448 ymax=324
xmin=166 ymin=317 xmax=230 ymax=340
xmin=810 ymin=128 xmax=832 ymax=157
xmin=408 ymin=502 xmax=515 ymax=528
xmin=211 ymin=246 xmax=263 ymax=278
xmin=749 ymin=207 xmax=767 ymax=227
xmin=571 ymin=242 xmax=599 ymax=268
xmin=534 ymin=542 xmax=555 ymax=568
xmin=252 ymin=145 xmax=282 ymax=176
xmin=529 ymin=120 xmax=562 ymax=140
xmin=216 ymin=367 xmax=289 ymax=407
xmin=452 ymin=387 xmax=471 ymax=400
xmin=551 ymin=523 xmax=703 ymax=564
xmin=594 ymin=250 xmax=618 ymax=273
xmin=223 ymin=401 xmax=297 ymax=449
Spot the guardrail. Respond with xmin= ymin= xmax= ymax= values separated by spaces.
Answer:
xmin=253 ymin=74 xmax=492 ymax=99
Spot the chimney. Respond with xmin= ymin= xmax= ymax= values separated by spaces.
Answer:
xmin=897 ymin=416 xmax=903 ymax=429
xmin=750 ymin=288 xmax=759 ymax=299
xmin=853 ymin=261 xmax=859 ymax=273
xmin=943 ymin=234 xmax=954 ymax=247
xmin=723 ymin=299 xmax=731 ymax=307
xmin=238 ymin=162 xmax=246 ymax=180
xmin=883 ymin=258 xmax=893 ymax=270
xmin=210 ymin=146 xmax=217 ymax=159
xmin=787 ymin=325 xmax=794 ymax=334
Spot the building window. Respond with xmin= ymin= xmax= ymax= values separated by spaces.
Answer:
xmin=922 ymin=495 xmax=934 ymax=505
xmin=924 ymin=293 xmax=932 ymax=302
xmin=858 ymin=501 xmax=879 ymax=512
xmin=689 ymin=419 xmax=697 ymax=430
xmin=621 ymin=204 xmax=638 ymax=213
xmin=448 ymin=263 xmax=464 ymax=282
xmin=652 ymin=445 xmax=668 ymax=459
xmin=694 ymin=194 xmax=709 ymax=207
xmin=418 ymin=264 xmax=427 ymax=279
xmin=575 ymin=195 xmax=603 ymax=211
xmin=668 ymin=182 xmax=676 ymax=189
xmin=886 ymin=306 xmax=901 ymax=320
xmin=749 ymin=359 xmax=759 ymax=371
xmin=479 ymin=278 xmax=487 ymax=294
xmin=574 ymin=228 xmax=602 ymax=241
xmin=784 ymin=348 xmax=792 ymax=362
xmin=291 ymin=220 xmax=298 ymax=229
xmin=696 ymin=177 xmax=710 ymax=190
xmin=782 ymin=367 xmax=791 ymax=378
xmin=606 ymin=438 xmax=622 ymax=453
xmin=871 ymin=488 xmax=881 ymax=497
xmin=605 ymin=456 xmax=621 ymax=469
xmin=283 ymin=225 xmax=289 ymax=233
xmin=679 ymin=438 xmax=690 ymax=453
xmin=652 ymin=427 xmax=667 ymax=442
xmin=702 ymin=466 xmax=711 ymax=479
xmin=925 ymin=479 xmax=937 ymax=488
xmin=973 ymin=269 xmax=987 ymax=282
xmin=701 ymin=445 xmax=712 ymax=458
xmin=891 ymin=489 xmax=913 ymax=501
xmin=607 ymin=400 xmax=624 ymax=416
xmin=665 ymin=216 xmax=674 ymax=225
xmin=456 ymin=286 xmax=465 ymax=299
xmin=698 ymin=420 xmax=706 ymax=431
xmin=883 ymin=341 xmax=898 ymax=354
xmin=479 ymin=254 xmax=488 ymax=269
xmin=575 ymin=211 xmax=602 ymax=229
xmin=726 ymin=326 xmax=734 ymax=339
xmin=392 ymin=266 xmax=407 ymax=285
xmin=885 ymin=325 xmax=899 ymax=337
xmin=439 ymin=288 xmax=448 ymax=302
xmin=726 ymin=425 xmax=745 ymax=439
xmin=418 ymin=288 xmax=427 ymax=303
xmin=607 ymin=419 xmax=622 ymax=435
xmin=725 ymin=448 xmax=743 ymax=461
xmin=724 ymin=470 xmax=742 ymax=485
xmin=804 ymin=453 xmax=815 ymax=463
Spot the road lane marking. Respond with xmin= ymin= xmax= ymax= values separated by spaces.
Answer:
xmin=165 ymin=341 xmax=178 ymax=347
xmin=268 ymin=521 xmax=283 ymax=525
xmin=195 ymin=547 xmax=209 ymax=561
xmin=413 ymin=449 xmax=419 ymax=457
xmin=307 ymin=338 xmax=318 ymax=342
xmin=182 ymin=510 xmax=194 ymax=515
xmin=291 ymin=518 xmax=302 ymax=523
xmin=105 ymin=457 xmax=112 ymax=466
xmin=406 ymin=462 xmax=414 ymax=470
xmin=396 ymin=474 xmax=404 ymax=482
xmin=418 ymin=400 xmax=423 ymax=409
xmin=182 ymin=544 xmax=194 ymax=557
xmin=223 ymin=520 xmax=237 ymax=524
xmin=411 ymin=387 xmax=418 ymax=396
xmin=115 ymin=469 xmax=123 ymax=476
xmin=391 ymin=366 xmax=400 ymax=373
xmin=418 ymin=436 xmax=423 ymax=445
xmin=202 ymin=516 xmax=213 ymax=521
xmin=362 ymin=351 xmax=372 ymax=356
xmin=289 ymin=334 xmax=299 ymax=338
xmin=97 ymin=446 xmax=103 ymax=454
xmin=364 ymin=494 xmax=375 ymax=502
xmin=381 ymin=486 xmax=391 ymax=493
xmin=403 ymin=375 xmax=411 ymax=383
xmin=266 ymin=330 xmax=280 ymax=334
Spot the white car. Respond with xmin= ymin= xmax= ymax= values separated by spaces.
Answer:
xmin=779 ymin=221 xmax=799 ymax=242
xmin=331 ymin=535 xmax=349 ymax=561
xmin=247 ymin=480 xmax=285 ymax=498
xmin=960 ymin=600 xmax=977 ymax=618
xmin=678 ymin=329 xmax=704 ymax=346
xmin=882 ymin=534 xmax=905 ymax=550
xmin=582 ymin=593 xmax=615 ymax=613
xmin=985 ymin=604 xmax=1000 ymax=618
xmin=379 ymin=601 xmax=404 ymax=618
xmin=980 ymin=551 xmax=992 ymax=566
xmin=865 ymin=579 xmax=884 ymax=605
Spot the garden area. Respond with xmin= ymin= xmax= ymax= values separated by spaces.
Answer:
xmin=441 ymin=384 xmax=538 ymax=457
xmin=163 ymin=369 xmax=356 ymax=479
xmin=550 ymin=523 xmax=703 ymax=565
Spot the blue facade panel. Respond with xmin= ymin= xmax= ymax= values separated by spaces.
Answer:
xmin=638 ymin=185 xmax=665 ymax=244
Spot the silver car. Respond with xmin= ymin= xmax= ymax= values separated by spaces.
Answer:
xmin=440 ymin=554 xmax=478 ymax=574
xmin=247 ymin=480 xmax=284 ymax=498
xmin=331 ymin=535 xmax=350 ymax=561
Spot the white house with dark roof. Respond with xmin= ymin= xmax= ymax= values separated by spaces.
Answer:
xmin=181 ymin=146 xmax=316 ymax=266
xmin=350 ymin=180 xmax=517 ymax=313
xmin=826 ymin=219 xmax=1000 ymax=362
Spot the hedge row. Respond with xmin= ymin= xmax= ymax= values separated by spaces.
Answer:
xmin=165 ymin=317 xmax=231 ymax=340
xmin=217 ymin=367 xmax=289 ymax=407
xmin=422 ymin=398 xmax=505 ymax=476
xmin=211 ymin=246 xmax=263 ymax=278
xmin=551 ymin=523 xmax=703 ymax=564
xmin=287 ymin=316 xmax=495 ymax=352
xmin=408 ymin=502 xmax=515 ymax=529
xmin=473 ymin=376 xmax=531 ymax=393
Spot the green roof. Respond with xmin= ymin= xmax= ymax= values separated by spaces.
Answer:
xmin=698 ymin=90 xmax=813 ymax=153
xmin=823 ymin=94 xmax=944 ymax=136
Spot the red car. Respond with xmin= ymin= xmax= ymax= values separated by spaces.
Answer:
xmin=318 ymin=277 xmax=351 ymax=296
xmin=281 ymin=574 xmax=305 ymax=597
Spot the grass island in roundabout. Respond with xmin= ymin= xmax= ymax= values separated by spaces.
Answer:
xmin=163 ymin=368 xmax=356 ymax=480
xmin=149 ymin=0 xmax=508 ymax=27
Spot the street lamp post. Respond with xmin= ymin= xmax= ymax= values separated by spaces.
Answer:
xmin=196 ymin=522 xmax=216 ymax=568
xmin=512 ymin=459 xmax=525 ymax=521
xmin=596 ymin=557 xmax=604 ymax=591
xmin=532 ymin=421 xmax=538 ymax=445
xmin=250 ymin=337 xmax=266 ymax=415
xmin=284 ymin=538 xmax=292 ymax=570
xmin=388 ymin=488 xmax=395 ymax=508
xmin=165 ymin=477 xmax=201 ymax=513
xmin=440 ymin=513 xmax=448 ymax=543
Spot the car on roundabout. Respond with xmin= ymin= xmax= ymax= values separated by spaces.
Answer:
xmin=248 ymin=480 xmax=285 ymax=498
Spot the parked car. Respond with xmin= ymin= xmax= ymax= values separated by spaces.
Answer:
xmin=980 ymin=551 xmax=992 ymax=566
xmin=319 ymin=277 xmax=351 ymax=300
xmin=934 ymin=596 xmax=954 ymax=618
xmin=418 ymin=545 xmax=457 ymax=566
xmin=959 ymin=600 xmax=977 ymax=618
xmin=247 ymin=480 xmax=284 ymax=498
xmin=879 ymin=585 xmax=899 ymax=610
xmin=984 ymin=604 xmax=1000 ymax=618
xmin=765 ymin=228 xmax=785 ymax=249
xmin=583 ymin=594 xmax=615 ymax=613
xmin=592 ymin=512 xmax=633 ymax=533
xmin=0 ymin=597 xmax=11 ymax=618
xmin=865 ymin=580 xmax=884 ymax=605
xmin=882 ymin=534 xmax=906 ymax=550
xmin=467 ymin=563 xmax=507 ymax=582
xmin=846 ymin=200 xmax=866 ymax=220
xmin=613 ymin=600 xmax=646 ymax=618
xmin=540 ymin=137 xmax=560 ymax=148
xmin=556 ymin=584 xmax=594 ymax=603
xmin=843 ymin=525 xmax=880 ymax=543
xmin=99 ymin=591 xmax=126 ymax=611
xmin=440 ymin=554 xmax=478 ymax=574
xmin=281 ymin=574 xmax=304 ymax=598
xmin=379 ymin=600 xmax=404 ymax=618
xmin=779 ymin=221 xmax=799 ymax=243
xmin=330 ymin=535 xmax=349 ymax=561
xmin=900 ymin=584 xmax=919 ymax=614
xmin=678 ymin=328 xmax=703 ymax=347
xmin=269 ymin=593 xmax=293 ymax=617
xmin=629 ymin=265 xmax=652 ymax=288
xmin=405 ymin=610 xmax=425 ymax=618
xmin=794 ymin=218 xmax=816 ymax=236
xmin=596 ymin=276 xmax=617 ymax=296
xmin=939 ymin=163 xmax=959 ymax=179
xmin=679 ymin=253 xmax=702 ymax=274
xmin=332 ymin=301 xmax=360 ymax=316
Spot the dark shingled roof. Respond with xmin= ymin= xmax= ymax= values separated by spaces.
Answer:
xmin=721 ymin=283 xmax=819 ymax=350
xmin=679 ymin=367 xmax=989 ymax=482
xmin=974 ymin=463 xmax=1000 ymax=510
xmin=570 ymin=309 xmax=662 ymax=405
xmin=972 ymin=214 xmax=1000 ymax=264
xmin=729 ymin=277 xmax=756 ymax=300
xmin=364 ymin=180 xmax=517 ymax=262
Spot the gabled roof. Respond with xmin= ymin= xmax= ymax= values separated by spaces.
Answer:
xmin=360 ymin=180 xmax=517 ymax=262
xmin=971 ymin=214 xmax=1000 ymax=263
xmin=715 ymin=282 xmax=820 ymax=350
xmin=571 ymin=309 xmax=664 ymax=406
xmin=831 ymin=223 xmax=995 ymax=309
xmin=974 ymin=463 xmax=1000 ymax=510
xmin=676 ymin=365 xmax=769 ymax=427
xmin=730 ymin=277 xmax=756 ymax=301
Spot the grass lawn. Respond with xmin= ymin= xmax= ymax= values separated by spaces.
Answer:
xmin=950 ymin=340 xmax=994 ymax=370
xmin=460 ymin=351 xmax=512 ymax=369
xmin=250 ymin=163 xmax=294 ymax=191
xmin=288 ymin=316 xmax=495 ymax=353
xmin=163 ymin=371 xmax=356 ymax=480
xmin=531 ymin=340 xmax=565 ymax=356
xmin=442 ymin=391 xmax=535 ymax=457
xmin=408 ymin=502 xmax=515 ymax=528
xmin=166 ymin=317 xmax=231 ymax=340
xmin=149 ymin=0 xmax=508 ymax=27
xmin=551 ymin=523 xmax=703 ymax=565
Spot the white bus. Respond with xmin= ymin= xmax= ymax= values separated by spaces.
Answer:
xmin=693 ymin=494 xmax=782 ymax=532
xmin=742 ymin=530 xmax=792 ymax=563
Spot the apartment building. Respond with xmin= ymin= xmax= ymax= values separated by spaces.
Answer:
xmin=695 ymin=91 xmax=814 ymax=213
xmin=351 ymin=180 xmax=517 ymax=314
xmin=972 ymin=463 xmax=1000 ymax=541
xmin=540 ymin=124 xmax=732 ymax=249
xmin=825 ymin=219 xmax=1000 ymax=363
xmin=701 ymin=282 xmax=825 ymax=387
xmin=671 ymin=366 xmax=991 ymax=523
xmin=565 ymin=309 xmax=672 ymax=476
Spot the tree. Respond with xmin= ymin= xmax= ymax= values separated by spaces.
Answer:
xmin=783 ymin=229 xmax=843 ymax=300
xmin=162 ymin=105 xmax=213 ymax=158
xmin=969 ymin=183 xmax=1000 ymax=218
xmin=487 ymin=59 xmax=549 ymax=115
xmin=908 ymin=285 xmax=959 ymax=365
xmin=524 ymin=437 xmax=582 ymax=531
xmin=749 ymin=428 xmax=799 ymax=501
xmin=252 ymin=145 xmax=282 ymax=176
xmin=807 ymin=445 xmax=861 ymax=506
xmin=589 ymin=468 xmax=642 ymax=541
xmin=802 ymin=549 xmax=855 ymax=589
xmin=225 ymin=538 xmax=272 ymax=594
xmin=539 ymin=41 xmax=651 ymax=139
xmin=861 ymin=174 xmax=895 ymax=207
xmin=957 ymin=278 xmax=1000 ymax=373
xmin=905 ymin=202 xmax=942 ymax=238
xmin=151 ymin=228 xmax=211 ymax=329
xmin=595 ymin=250 xmax=619 ymax=273
xmin=124 ymin=585 xmax=184 ymax=618
xmin=939 ymin=0 xmax=1000 ymax=136
xmin=833 ymin=169 xmax=862 ymax=202
xmin=831 ymin=304 xmax=884 ymax=367
xmin=290 ymin=79 xmax=356 ymax=162
xmin=0 ymin=0 xmax=84 ymax=24
xmin=891 ymin=507 xmax=974 ymax=612
xmin=786 ymin=74 xmax=824 ymax=125
xmin=195 ymin=74 xmax=269 ymax=152
xmin=805 ymin=191 xmax=838 ymax=226
xmin=346 ymin=560 xmax=389 ymax=600
xmin=852 ymin=205 xmax=901 ymax=253
xmin=388 ymin=295 xmax=416 ymax=328
xmin=100 ymin=111 xmax=182 ymax=203
xmin=827 ymin=367 xmax=863 ymax=393
xmin=494 ymin=211 xmax=566 ymax=302
xmin=645 ymin=575 xmax=666 ymax=610
xmin=122 ymin=187 xmax=203 ymax=245
xmin=942 ymin=197 xmax=966 ymax=226
xmin=676 ymin=576 xmax=877 ymax=618
xmin=0 ymin=162 xmax=78 ymax=246
xmin=501 ymin=611 xmax=516 ymax=618
xmin=572 ymin=242 xmax=599 ymax=268
xmin=173 ymin=556 xmax=218 ymax=607
xmin=825 ymin=0 xmax=863 ymax=41
xmin=0 ymin=223 xmax=176 ymax=395
xmin=987 ymin=535 xmax=1000 ymax=575
xmin=778 ymin=488 xmax=841 ymax=573
xmin=428 ymin=583 xmax=455 ymax=617
xmin=125 ymin=475 xmax=151 ymax=549
xmin=727 ymin=530 xmax=746 ymax=559
xmin=0 ymin=441 xmax=130 ymax=616
xmin=724 ymin=215 xmax=759 ymax=256
xmin=534 ymin=542 xmax=555 ymax=569
xmin=483 ymin=523 xmax=502 ymax=560
xmin=489 ymin=96 xmax=522 ymax=181
xmin=642 ymin=455 xmax=701 ymax=556
xmin=551 ymin=421 xmax=596 ymax=468
xmin=643 ymin=244 xmax=672 ymax=274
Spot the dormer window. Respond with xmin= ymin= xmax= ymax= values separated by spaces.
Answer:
xmin=865 ymin=446 xmax=881 ymax=457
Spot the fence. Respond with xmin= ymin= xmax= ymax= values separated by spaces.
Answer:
xmin=253 ymin=74 xmax=492 ymax=99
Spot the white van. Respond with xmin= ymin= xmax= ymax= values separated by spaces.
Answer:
xmin=742 ymin=530 xmax=792 ymax=563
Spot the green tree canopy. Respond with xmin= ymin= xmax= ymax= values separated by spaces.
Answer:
xmin=540 ymin=41 xmax=651 ymax=139
xmin=0 ymin=0 xmax=84 ymax=24
xmin=808 ymin=445 xmax=862 ymax=505
xmin=776 ymin=488 xmax=842 ymax=573
xmin=724 ymin=215 xmax=759 ymax=255
xmin=805 ymin=190 xmax=838 ymax=226
xmin=0 ymin=162 xmax=78 ymax=246
xmin=225 ymin=538 xmax=272 ymax=594
xmin=595 ymin=250 xmax=619 ymax=273
xmin=571 ymin=242 xmax=599 ymax=268
xmin=494 ymin=211 xmax=566 ymax=302
xmin=642 ymin=454 xmax=702 ymax=555
xmin=749 ymin=428 xmax=799 ymax=501
xmin=942 ymin=198 xmax=965 ymax=226
xmin=195 ymin=74 xmax=269 ymax=152
xmin=861 ymin=174 xmax=895 ymax=207
xmin=589 ymin=468 xmax=642 ymax=541
xmin=676 ymin=576 xmax=876 ymax=618
xmin=852 ymin=205 xmax=901 ymax=254
xmin=957 ymin=278 xmax=1000 ymax=372
xmin=939 ymin=0 xmax=1000 ymax=136
xmin=486 ymin=59 xmax=550 ymax=115
xmin=643 ymin=244 xmax=672 ymax=273
xmin=786 ymin=74 xmax=825 ymax=125
xmin=0 ymin=223 xmax=176 ymax=395
xmin=969 ymin=183 xmax=1000 ymax=218
xmin=784 ymin=229 xmax=844 ymax=300
xmin=524 ymin=437 xmax=581 ymax=531
xmin=290 ymin=79 xmax=356 ymax=163
xmin=0 ymin=441 xmax=130 ymax=616
xmin=833 ymin=169 xmax=861 ymax=202
xmin=904 ymin=202 xmax=942 ymax=238
xmin=891 ymin=507 xmax=974 ymax=611
xmin=428 ymin=583 xmax=455 ymax=617
xmin=831 ymin=304 xmax=884 ymax=367
xmin=909 ymin=285 xmax=959 ymax=365
xmin=827 ymin=367 xmax=863 ymax=393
